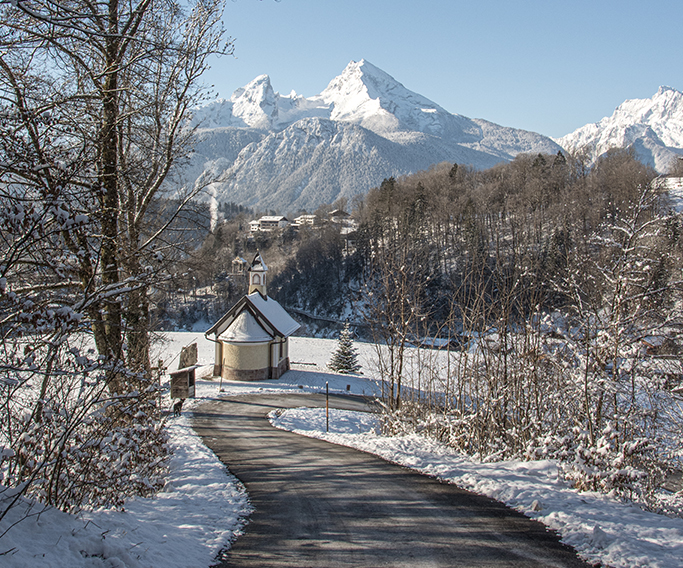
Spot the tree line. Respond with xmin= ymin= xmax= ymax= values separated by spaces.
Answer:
xmin=349 ymin=149 xmax=683 ymax=506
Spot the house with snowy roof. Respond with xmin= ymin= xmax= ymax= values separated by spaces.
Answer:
xmin=249 ymin=215 xmax=289 ymax=232
xmin=293 ymin=214 xmax=317 ymax=226
xmin=205 ymin=253 xmax=300 ymax=381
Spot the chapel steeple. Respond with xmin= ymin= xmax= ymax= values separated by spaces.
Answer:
xmin=248 ymin=252 xmax=268 ymax=296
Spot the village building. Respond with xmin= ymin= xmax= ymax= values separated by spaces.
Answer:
xmin=205 ymin=253 xmax=300 ymax=381
xmin=249 ymin=215 xmax=289 ymax=232
xmin=329 ymin=209 xmax=350 ymax=222
xmin=231 ymin=256 xmax=248 ymax=274
xmin=293 ymin=214 xmax=317 ymax=226
xmin=261 ymin=215 xmax=289 ymax=230
xmin=327 ymin=209 xmax=357 ymax=253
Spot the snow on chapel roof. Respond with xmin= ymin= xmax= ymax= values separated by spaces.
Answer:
xmin=205 ymin=292 xmax=300 ymax=341
xmin=250 ymin=252 xmax=267 ymax=272
xmin=246 ymin=292 xmax=299 ymax=338
xmin=218 ymin=311 xmax=272 ymax=343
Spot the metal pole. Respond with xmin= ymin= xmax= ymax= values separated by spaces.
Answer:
xmin=326 ymin=381 xmax=329 ymax=433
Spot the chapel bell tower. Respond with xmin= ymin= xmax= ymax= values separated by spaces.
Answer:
xmin=248 ymin=253 xmax=268 ymax=296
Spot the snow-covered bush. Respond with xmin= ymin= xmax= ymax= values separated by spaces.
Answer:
xmin=0 ymin=193 xmax=170 ymax=522
xmin=0 ymin=334 xmax=169 ymax=515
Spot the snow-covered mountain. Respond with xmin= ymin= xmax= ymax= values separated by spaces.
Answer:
xmin=186 ymin=60 xmax=562 ymax=212
xmin=556 ymin=86 xmax=683 ymax=172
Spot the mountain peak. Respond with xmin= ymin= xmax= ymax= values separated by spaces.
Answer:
xmin=334 ymin=59 xmax=397 ymax=88
xmin=230 ymin=74 xmax=272 ymax=98
xmin=557 ymin=86 xmax=683 ymax=172
xmin=657 ymin=85 xmax=677 ymax=96
xmin=230 ymin=74 xmax=278 ymax=129
xmin=319 ymin=59 xmax=464 ymax=136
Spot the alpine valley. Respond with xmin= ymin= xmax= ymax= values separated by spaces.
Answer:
xmin=181 ymin=60 xmax=683 ymax=213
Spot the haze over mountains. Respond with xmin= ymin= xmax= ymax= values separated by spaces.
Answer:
xmin=183 ymin=60 xmax=683 ymax=213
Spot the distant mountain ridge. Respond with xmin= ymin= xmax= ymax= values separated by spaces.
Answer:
xmin=184 ymin=60 xmax=562 ymax=212
xmin=556 ymin=86 xmax=683 ymax=172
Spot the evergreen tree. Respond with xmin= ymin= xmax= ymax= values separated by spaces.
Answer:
xmin=449 ymin=163 xmax=459 ymax=180
xmin=328 ymin=323 xmax=361 ymax=374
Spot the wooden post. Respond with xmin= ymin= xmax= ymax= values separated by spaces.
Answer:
xmin=151 ymin=359 xmax=166 ymax=419
xmin=326 ymin=381 xmax=329 ymax=433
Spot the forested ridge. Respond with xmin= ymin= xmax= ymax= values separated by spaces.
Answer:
xmin=274 ymin=149 xmax=674 ymax=322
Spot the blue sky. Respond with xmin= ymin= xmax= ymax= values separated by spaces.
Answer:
xmin=202 ymin=0 xmax=683 ymax=139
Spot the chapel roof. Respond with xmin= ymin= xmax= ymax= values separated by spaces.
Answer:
xmin=205 ymin=291 xmax=300 ymax=341
xmin=250 ymin=252 xmax=268 ymax=272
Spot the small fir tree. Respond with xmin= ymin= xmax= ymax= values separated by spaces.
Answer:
xmin=328 ymin=323 xmax=361 ymax=374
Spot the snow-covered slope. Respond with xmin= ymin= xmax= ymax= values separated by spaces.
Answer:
xmin=556 ymin=86 xmax=683 ymax=172
xmin=186 ymin=59 xmax=562 ymax=212
xmin=216 ymin=118 xmax=515 ymax=211
xmin=318 ymin=60 xmax=477 ymax=139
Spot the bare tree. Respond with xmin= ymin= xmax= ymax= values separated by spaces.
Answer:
xmin=0 ymin=0 xmax=228 ymax=519
xmin=1 ymin=0 xmax=228 ymax=381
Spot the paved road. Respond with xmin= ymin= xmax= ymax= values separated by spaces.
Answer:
xmin=192 ymin=394 xmax=590 ymax=567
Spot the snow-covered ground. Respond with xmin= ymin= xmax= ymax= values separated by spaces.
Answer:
xmin=2 ymin=332 xmax=683 ymax=567
xmin=0 ymin=334 xmax=377 ymax=567
xmin=0 ymin=404 xmax=250 ymax=568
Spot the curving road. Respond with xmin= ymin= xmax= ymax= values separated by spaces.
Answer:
xmin=192 ymin=394 xmax=590 ymax=567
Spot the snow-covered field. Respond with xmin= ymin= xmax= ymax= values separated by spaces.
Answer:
xmin=2 ymin=332 xmax=683 ymax=567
